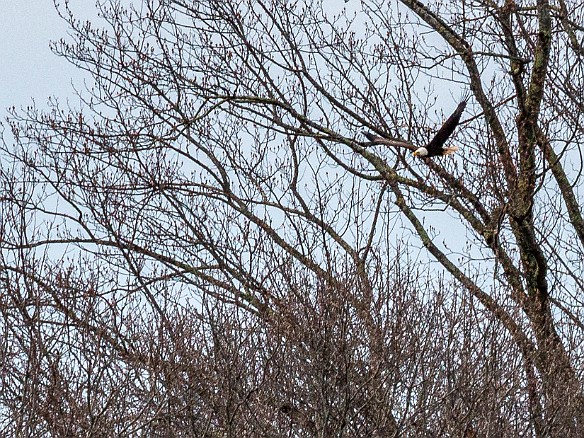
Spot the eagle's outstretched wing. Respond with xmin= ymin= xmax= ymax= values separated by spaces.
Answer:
xmin=361 ymin=131 xmax=417 ymax=152
xmin=425 ymin=99 xmax=467 ymax=155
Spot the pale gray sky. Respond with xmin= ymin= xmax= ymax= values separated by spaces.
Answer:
xmin=0 ymin=1 xmax=361 ymax=115
xmin=0 ymin=1 xmax=78 ymax=114
xmin=0 ymin=1 xmax=475 ymax=275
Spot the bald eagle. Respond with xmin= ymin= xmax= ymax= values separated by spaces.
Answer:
xmin=362 ymin=99 xmax=468 ymax=157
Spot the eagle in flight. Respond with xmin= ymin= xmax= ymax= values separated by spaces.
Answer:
xmin=362 ymin=99 xmax=468 ymax=157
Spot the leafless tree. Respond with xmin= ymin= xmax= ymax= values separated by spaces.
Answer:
xmin=1 ymin=0 xmax=584 ymax=436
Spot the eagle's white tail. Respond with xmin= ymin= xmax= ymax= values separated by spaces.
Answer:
xmin=442 ymin=145 xmax=459 ymax=155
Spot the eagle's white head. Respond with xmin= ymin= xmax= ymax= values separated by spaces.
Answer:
xmin=413 ymin=147 xmax=428 ymax=157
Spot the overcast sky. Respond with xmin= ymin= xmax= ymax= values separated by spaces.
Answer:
xmin=0 ymin=1 xmax=364 ymax=111
xmin=0 ymin=1 xmax=470 ymax=261
xmin=0 ymin=1 xmax=80 ymax=115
